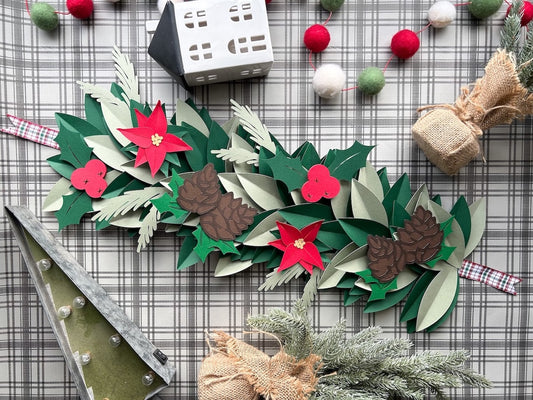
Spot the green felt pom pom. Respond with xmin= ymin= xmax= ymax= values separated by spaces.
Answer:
xmin=468 ymin=0 xmax=503 ymax=19
xmin=357 ymin=67 xmax=386 ymax=95
xmin=320 ymin=0 xmax=345 ymax=12
xmin=31 ymin=2 xmax=59 ymax=31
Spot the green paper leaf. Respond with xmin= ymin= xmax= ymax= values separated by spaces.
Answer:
xmin=258 ymin=265 xmax=306 ymax=291
xmin=237 ymin=173 xmax=286 ymax=211
xmin=192 ymin=227 xmax=239 ymax=262
xmin=391 ymin=201 xmax=411 ymax=229
xmin=334 ymin=245 xmax=368 ymax=273
xmin=43 ymin=178 xmax=74 ymax=212
xmin=339 ymin=218 xmax=391 ymax=246
xmin=344 ymin=292 xmax=364 ymax=306
xmin=416 ymin=264 xmax=459 ymax=331
xmin=206 ymin=121 xmax=230 ymax=173
xmin=242 ymin=211 xmax=281 ymax=246
xmin=102 ymin=173 xmax=146 ymax=199
xmin=279 ymin=204 xmax=334 ymax=228
xmin=214 ymin=255 xmax=253 ymax=277
xmin=47 ymin=154 xmax=76 ymax=179
xmin=337 ymin=275 xmax=358 ymax=289
xmin=292 ymin=141 xmax=321 ymax=169
xmin=84 ymin=94 xmax=110 ymax=136
xmin=356 ymin=269 xmax=380 ymax=284
xmin=450 ymin=196 xmax=471 ymax=245
xmin=265 ymin=152 xmax=308 ymax=192
xmin=84 ymin=135 xmax=131 ymax=174
xmin=426 ymin=277 xmax=460 ymax=332
xmin=177 ymin=235 xmax=202 ymax=270
xmin=358 ymin=162 xmax=384 ymax=201
xmin=400 ymin=270 xmax=437 ymax=322
xmin=330 ymin=180 xmax=351 ymax=219
xmin=405 ymin=184 xmax=429 ymax=215
xmin=377 ymin=167 xmax=390 ymax=194
xmin=55 ymin=191 xmax=93 ymax=230
xmin=175 ymin=99 xmax=210 ymax=137
xmin=432 ymin=194 xmax=442 ymax=206
xmin=315 ymin=221 xmax=351 ymax=250
xmin=151 ymin=194 xmax=188 ymax=221
xmin=464 ymin=198 xmax=486 ymax=256
xmin=364 ymin=281 xmax=415 ymax=313
xmin=230 ymin=100 xmax=277 ymax=154
xmin=324 ymin=141 xmax=374 ymax=181
xmin=426 ymin=245 xmax=456 ymax=267
xmin=351 ymin=179 xmax=388 ymax=226
xmin=382 ymin=174 xmax=411 ymax=220
xmin=317 ymin=243 xmax=358 ymax=289
xmin=54 ymin=114 xmax=95 ymax=168
xmin=181 ymin=124 xmax=208 ymax=171
xmin=359 ymin=275 xmax=398 ymax=301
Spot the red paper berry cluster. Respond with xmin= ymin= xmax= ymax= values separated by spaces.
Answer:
xmin=301 ymin=164 xmax=340 ymax=203
xmin=70 ymin=159 xmax=108 ymax=199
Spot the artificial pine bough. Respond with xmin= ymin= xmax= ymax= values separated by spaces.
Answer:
xmin=199 ymin=300 xmax=491 ymax=400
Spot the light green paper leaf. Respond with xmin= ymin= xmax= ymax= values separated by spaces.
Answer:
xmin=112 ymin=46 xmax=140 ymax=103
xmin=212 ymin=147 xmax=259 ymax=166
xmin=214 ymin=255 xmax=253 ymax=277
xmin=335 ymin=245 xmax=369 ymax=273
xmin=243 ymin=211 xmax=282 ymax=246
xmin=331 ymin=180 xmax=351 ymax=219
xmin=317 ymin=243 xmax=358 ymax=289
xmin=301 ymin=269 xmax=322 ymax=308
xmin=106 ymin=209 xmax=144 ymax=228
xmin=218 ymin=173 xmax=261 ymax=209
xmin=121 ymin=160 xmax=165 ymax=185
xmin=237 ymin=173 xmax=286 ymax=211
xmin=43 ymin=178 xmax=74 ymax=212
xmin=358 ymin=162 xmax=384 ymax=201
xmin=351 ymin=179 xmax=388 ymax=226
xmin=84 ymin=135 xmax=130 ymax=172
xmin=464 ymin=198 xmax=487 ymax=256
xmin=175 ymin=99 xmax=210 ymax=137
xmin=192 ymin=227 xmax=239 ymax=262
xmin=416 ymin=263 xmax=459 ymax=331
xmin=405 ymin=184 xmax=429 ymax=215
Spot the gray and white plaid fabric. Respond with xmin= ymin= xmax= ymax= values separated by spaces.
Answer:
xmin=0 ymin=1 xmax=531 ymax=399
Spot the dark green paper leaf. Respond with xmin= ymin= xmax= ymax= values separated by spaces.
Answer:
xmin=391 ymin=201 xmax=411 ymax=229
xmin=400 ymin=270 xmax=437 ymax=322
xmin=55 ymin=191 xmax=93 ymax=230
xmin=177 ymin=235 xmax=201 ymax=270
xmin=364 ymin=281 xmax=415 ymax=313
xmin=206 ymin=121 xmax=230 ymax=173
xmin=292 ymin=141 xmax=321 ymax=169
xmin=84 ymin=94 xmax=110 ymax=136
xmin=344 ymin=292 xmax=364 ymax=306
xmin=382 ymin=174 xmax=411 ymax=220
xmin=47 ymin=154 xmax=76 ymax=179
xmin=101 ymin=173 xmax=146 ymax=199
xmin=264 ymin=152 xmax=308 ymax=192
xmin=450 ymin=196 xmax=471 ymax=245
xmin=54 ymin=114 xmax=97 ymax=168
xmin=377 ymin=168 xmax=390 ymax=194
xmin=279 ymin=204 xmax=335 ymax=229
xmin=323 ymin=141 xmax=374 ymax=181
xmin=339 ymin=218 xmax=391 ymax=246
xmin=316 ymin=221 xmax=351 ymax=250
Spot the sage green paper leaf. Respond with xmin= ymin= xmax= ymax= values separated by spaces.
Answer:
xmin=301 ymin=269 xmax=322 ymax=308
xmin=85 ymin=135 xmax=130 ymax=172
xmin=405 ymin=184 xmax=429 ymax=215
xmin=331 ymin=180 xmax=351 ymax=219
xmin=178 ymin=235 xmax=201 ymax=270
xmin=335 ymin=245 xmax=368 ymax=273
xmin=112 ymin=46 xmax=140 ymax=103
xmin=400 ymin=270 xmax=437 ymax=322
xmin=464 ymin=198 xmax=487 ymax=256
xmin=264 ymin=152 xmax=307 ymax=192
xmin=364 ymin=281 xmax=415 ymax=313
xmin=358 ymin=162 xmax=384 ymax=201
xmin=317 ymin=243 xmax=358 ymax=289
xmin=43 ymin=178 xmax=74 ymax=212
xmin=100 ymin=97 xmax=133 ymax=146
xmin=351 ymin=179 xmax=388 ymax=226
xmin=339 ymin=218 xmax=390 ymax=246
xmin=243 ymin=211 xmax=282 ymax=246
xmin=214 ymin=255 xmax=253 ymax=277
xmin=425 ymin=277 xmax=460 ymax=332
xmin=416 ymin=263 xmax=459 ymax=331
xmin=237 ymin=173 xmax=285 ymax=210
xmin=258 ymin=265 xmax=306 ymax=291
xmin=175 ymin=99 xmax=210 ymax=137
xmin=218 ymin=173 xmax=261 ymax=209
xmin=324 ymin=141 xmax=374 ymax=181
xmin=121 ymin=160 xmax=165 ymax=185
xmin=450 ymin=196 xmax=471 ymax=245
xmin=221 ymin=116 xmax=240 ymax=136
xmin=55 ymin=191 xmax=93 ymax=230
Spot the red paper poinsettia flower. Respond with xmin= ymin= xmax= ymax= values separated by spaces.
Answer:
xmin=268 ymin=220 xmax=324 ymax=274
xmin=118 ymin=101 xmax=192 ymax=177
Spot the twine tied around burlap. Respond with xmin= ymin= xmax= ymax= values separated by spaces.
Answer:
xmin=412 ymin=50 xmax=533 ymax=175
xmin=198 ymin=331 xmax=322 ymax=400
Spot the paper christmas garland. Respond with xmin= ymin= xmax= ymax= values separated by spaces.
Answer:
xmin=28 ymin=49 xmax=516 ymax=332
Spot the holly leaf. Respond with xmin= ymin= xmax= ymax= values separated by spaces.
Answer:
xmin=54 ymin=114 xmax=95 ymax=168
xmin=177 ymin=235 xmax=202 ymax=270
xmin=425 ymin=245 xmax=456 ymax=267
xmin=55 ymin=191 xmax=93 ymax=230
xmin=151 ymin=173 xmax=187 ymax=219
xmin=357 ymin=270 xmax=398 ymax=301
xmin=292 ymin=141 xmax=321 ymax=169
xmin=192 ymin=227 xmax=239 ymax=262
xmin=323 ymin=141 xmax=374 ymax=181
xmin=264 ymin=152 xmax=308 ymax=191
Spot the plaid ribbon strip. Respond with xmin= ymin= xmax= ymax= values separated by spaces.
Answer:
xmin=1 ymin=114 xmax=59 ymax=149
xmin=459 ymin=259 xmax=522 ymax=295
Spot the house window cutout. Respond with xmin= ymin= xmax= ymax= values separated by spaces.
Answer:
xmin=184 ymin=10 xmax=208 ymax=28
xmin=207 ymin=74 xmax=217 ymax=81
xmin=252 ymin=68 xmax=262 ymax=74
xmin=190 ymin=43 xmax=213 ymax=60
xmin=228 ymin=35 xmax=267 ymax=55
xmin=195 ymin=76 xmax=205 ymax=82
xmin=240 ymin=70 xmax=250 ymax=76
xmin=229 ymin=3 xmax=253 ymax=22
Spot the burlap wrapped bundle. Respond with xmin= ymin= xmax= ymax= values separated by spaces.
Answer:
xmin=412 ymin=50 xmax=533 ymax=175
xmin=198 ymin=331 xmax=321 ymax=400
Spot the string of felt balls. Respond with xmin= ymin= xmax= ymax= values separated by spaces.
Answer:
xmin=26 ymin=0 xmax=119 ymax=31
xmin=303 ymin=0 xmax=533 ymax=98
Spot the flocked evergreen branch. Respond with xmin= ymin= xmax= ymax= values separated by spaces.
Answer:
xmin=136 ymin=206 xmax=160 ymax=252
xmin=247 ymin=300 xmax=492 ymax=399
xmin=500 ymin=1 xmax=522 ymax=56
xmin=230 ymin=100 xmax=277 ymax=153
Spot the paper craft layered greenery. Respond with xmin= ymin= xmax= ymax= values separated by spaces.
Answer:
xmin=201 ymin=300 xmax=491 ymax=400
xmin=44 ymin=48 xmax=487 ymax=332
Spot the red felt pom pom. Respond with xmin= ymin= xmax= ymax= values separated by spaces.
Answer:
xmin=390 ymin=29 xmax=420 ymax=59
xmin=304 ymin=24 xmax=331 ymax=53
xmin=266 ymin=0 xmax=273 ymax=3
xmin=66 ymin=0 xmax=94 ymax=19
xmin=506 ymin=1 xmax=533 ymax=26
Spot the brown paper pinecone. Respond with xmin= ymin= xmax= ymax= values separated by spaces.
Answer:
xmin=200 ymin=193 xmax=257 ymax=241
xmin=367 ymin=235 xmax=407 ymax=283
xmin=397 ymin=206 xmax=443 ymax=264
xmin=177 ymin=163 xmax=221 ymax=214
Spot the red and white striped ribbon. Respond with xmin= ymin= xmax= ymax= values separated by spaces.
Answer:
xmin=1 ymin=114 xmax=59 ymax=149
xmin=459 ymin=259 xmax=521 ymax=295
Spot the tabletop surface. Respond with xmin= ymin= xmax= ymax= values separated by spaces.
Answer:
xmin=0 ymin=1 xmax=531 ymax=399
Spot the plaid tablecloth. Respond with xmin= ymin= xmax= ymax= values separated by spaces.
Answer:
xmin=0 ymin=1 xmax=531 ymax=398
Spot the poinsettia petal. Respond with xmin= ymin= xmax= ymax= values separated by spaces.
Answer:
xmin=302 ymin=242 xmax=324 ymax=270
xmin=299 ymin=260 xmax=315 ymax=274
xmin=301 ymin=220 xmax=323 ymax=242
xmin=268 ymin=239 xmax=286 ymax=252
xmin=276 ymin=221 xmax=304 ymax=246
xmin=148 ymin=100 xmax=168 ymax=135
xmin=144 ymin=146 xmax=167 ymax=177
xmin=134 ymin=148 xmax=148 ymax=167
xmin=119 ymin=127 xmax=154 ymax=148
xmin=134 ymin=109 xmax=149 ymax=128
xmin=278 ymin=246 xmax=304 ymax=271
xmin=162 ymin=133 xmax=193 ymax=152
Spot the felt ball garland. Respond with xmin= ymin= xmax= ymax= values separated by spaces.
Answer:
xmin=299 ymin=0 xmax=507 ymax=98
xmin=25 ymin=0 xmax=104 ymax=31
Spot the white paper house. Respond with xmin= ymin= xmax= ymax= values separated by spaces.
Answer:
xmin=148 ymin=0 xmax=274 ymax=88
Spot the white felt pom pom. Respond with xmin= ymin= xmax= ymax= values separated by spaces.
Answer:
xmin=427 ymin=1 xmax=456 ymax=28
xmin=312 ymin=64 xmax=346 ymax=98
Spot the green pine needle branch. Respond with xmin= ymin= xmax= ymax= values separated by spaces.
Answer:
xmin=247 ymin=300 xmax=491 ymax=399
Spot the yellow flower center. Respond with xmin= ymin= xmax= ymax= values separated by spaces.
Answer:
xmin=151 ymin=133 xmax=164 ymax=146
xmin=293 ymin=238 xmax=306 ymax=249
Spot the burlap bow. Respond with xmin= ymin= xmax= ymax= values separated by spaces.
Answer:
xmin=198 ymin=331 xmax=322 ymax=400
xmin=412 ymin=50 xmax=533 ymax=175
